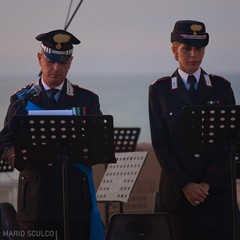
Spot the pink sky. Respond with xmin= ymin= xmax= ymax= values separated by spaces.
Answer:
xmin=1 ymin=0 xmax=239 ymax=76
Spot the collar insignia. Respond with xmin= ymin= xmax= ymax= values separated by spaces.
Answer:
xmin=171 ymin=77 xmax=178 ymax=90
xmin=204 ymin=74 xmax=212 ymax=87
xmin=66 ymin=79 xmax=74 ymax=96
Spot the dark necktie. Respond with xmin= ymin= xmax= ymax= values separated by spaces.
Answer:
xmin=187 ymin=75 xmax=197 ymax=100
xmin=48 ymin=89 xmax=59 ymax=104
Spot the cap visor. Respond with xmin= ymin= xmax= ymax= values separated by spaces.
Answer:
xmin=44 ymin=52 xmax=71 ymax=63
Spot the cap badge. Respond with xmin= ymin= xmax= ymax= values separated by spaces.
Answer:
xmin=190 ymin=24 xmax=203 ymax=36
xmin=53 ymin=33 xmax=71 ymax=50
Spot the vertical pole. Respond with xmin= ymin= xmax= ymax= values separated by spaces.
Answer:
xmin=61 ymin=151 xmax=69 ymax=240
xmin=229 ymin=143 xmax=240 ymax=240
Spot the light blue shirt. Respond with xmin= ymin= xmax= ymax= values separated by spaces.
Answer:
xmin=178 ymin=68 xmax=201 ymax=90
xmin=41 ymin=78 xmax=64 ymax=101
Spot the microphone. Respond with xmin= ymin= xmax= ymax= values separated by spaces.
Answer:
xmin=14 ymin=84 xmax=41 ymax=105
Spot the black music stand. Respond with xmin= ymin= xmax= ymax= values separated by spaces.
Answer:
xmin=105 ymin=212 xmax=174 ymax=240
xmin=110 ymin=127 xmax=141 ymax=217
xmin=182 ymin=105 xmax=240 ymax=240
xmin=0 ymin=160 xmax=14 ymax=172
xmin=12 ymin=115 xmax=116 ymax=240
xmin=114 ymin=127 xmax=140 ymax=152
xmin=0 ymin=140 xmax=14 ymax=173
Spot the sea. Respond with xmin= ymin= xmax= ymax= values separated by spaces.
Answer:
xmin=0 ymin=72 xmax=240 ymax=144
xmin=0 ymin=72 xmax=240 ymax=202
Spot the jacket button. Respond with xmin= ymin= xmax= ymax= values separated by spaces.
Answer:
xmin=21 ymin=176 xmax=25 ymax=181
xmin=194 ymin=154 xmax=200 ymax=158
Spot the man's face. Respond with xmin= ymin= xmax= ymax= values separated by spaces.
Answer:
xmin=38 ymin=52 xmax=73 ymax=87
xmin=172 ymin=43 xmax=205 ymax=74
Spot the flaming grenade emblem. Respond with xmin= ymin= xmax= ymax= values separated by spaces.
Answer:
xmin=53 ymin=33 xmax=71 ymax=49
xmin=190 ymin=24 xmax=203 ymax=36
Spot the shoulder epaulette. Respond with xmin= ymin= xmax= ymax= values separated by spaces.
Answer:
xmin=73 ymin=84 xmax=96 ymax=95
xmin=14 ymin=83 xmax=35 ymax=95
xmin=151 ymin=76 xmax=171 ymax=85
xmin=209 ymin=74 xmax=228 ymax=82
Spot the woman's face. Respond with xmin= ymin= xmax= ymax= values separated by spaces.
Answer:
xmin=172 ymin=43 xmax=205 ymax=74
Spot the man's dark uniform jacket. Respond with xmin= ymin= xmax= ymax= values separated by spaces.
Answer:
xmin=148 ymin=69 xmax=237 ymax=239
xmin=0 ymin=78 xmax=102 ymax=223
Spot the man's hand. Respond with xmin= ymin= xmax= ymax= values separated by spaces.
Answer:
xmin=2 ymin=147 xmax=15 ymax=167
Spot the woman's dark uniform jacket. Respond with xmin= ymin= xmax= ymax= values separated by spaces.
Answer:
xmin=149 ymin=68 xmax=236 ymax=212
xmin=1 ymin=78 xmax=102 ymax=223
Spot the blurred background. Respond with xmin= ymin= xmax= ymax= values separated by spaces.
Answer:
xmin=0 ymin=0 xmax=240 ymax=142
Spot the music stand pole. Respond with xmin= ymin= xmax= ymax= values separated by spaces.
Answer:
xmin=226 ymin=136 xmax=239 ymax=240
xmin=60 ymin=147 xmax=70 ymax=240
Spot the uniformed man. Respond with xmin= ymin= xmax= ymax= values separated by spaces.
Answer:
xmin=148 ymin=20 xmax=239 ymax=240
xmin=0 ymin=29 xmax=103 ymax=240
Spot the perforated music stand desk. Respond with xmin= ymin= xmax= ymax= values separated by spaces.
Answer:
xmin=0 ymin=143 xmax=14 ymax=172
xmin=182 ymin=105 xmax=240 ymax=240
xmin=96 ymin=151 xmax=148 ymax=224
xmin=113 ymin=127 xmax=141 ymax=212
xmin=0 ymin=160 xmax=14 ymax=172
xmin=114 ymin=127 xmax=140 ymax=152
xmin=12 ymin=115 xmax=116 ymax=240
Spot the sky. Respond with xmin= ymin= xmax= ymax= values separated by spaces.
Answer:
xmin=1 ymin=0 xmax=240 ymax=77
